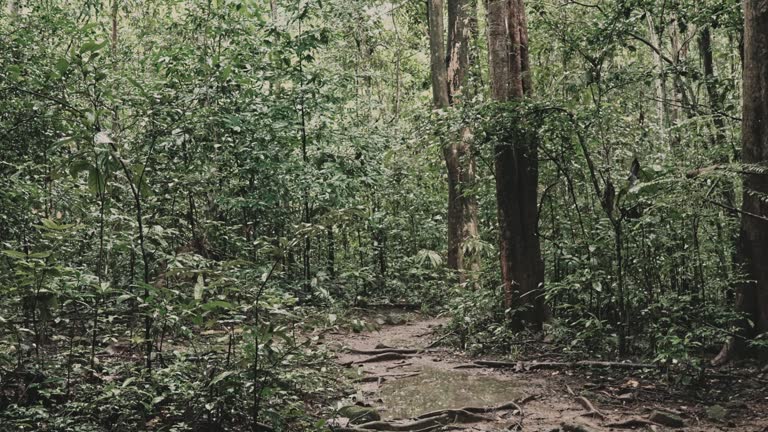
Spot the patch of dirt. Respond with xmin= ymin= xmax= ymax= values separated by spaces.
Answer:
xmin=322 ymin=311 xmax=768 ymax=432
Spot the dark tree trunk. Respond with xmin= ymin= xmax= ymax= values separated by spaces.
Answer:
xmin=487 ymin=0 xmax=547 ymax=329
xmin=714 ymin=0 xmax=768 ymax=365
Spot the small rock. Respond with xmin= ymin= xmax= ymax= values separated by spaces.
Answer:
xmin=648 ymin=410 xmax=685 ymax=428
xmin=384 ymin=314 xmax=406 ymax=325
xmin=705 ymin=404 xmax=727 ymax=421
xmin=337 ymin=406 xmax=380 ymax=424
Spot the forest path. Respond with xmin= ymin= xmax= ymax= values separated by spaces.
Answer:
xmin=323 ymin=311 xmax=605 ymax=431
xmin=322 ymin=310 xmax=767 ymax=432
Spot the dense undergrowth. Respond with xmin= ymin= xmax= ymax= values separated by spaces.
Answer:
xmin=1 ymin=0 xmax=763 ymax=430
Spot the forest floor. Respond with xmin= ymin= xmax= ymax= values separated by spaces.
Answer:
xmin=321 ymin=309 xmax=768 ymax=432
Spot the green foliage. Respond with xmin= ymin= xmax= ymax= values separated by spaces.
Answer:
xmin=0 ymin=0 xmax=760 ymax=428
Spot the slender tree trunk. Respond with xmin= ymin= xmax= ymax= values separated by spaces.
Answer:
xmin=714 ymin=0 xmax=768 ymax=365
xmin=646 ymin=14 xmax=668 ymax=146
xmin=326 ymin=225 xmax=335 ymax=279
xmin=449 ymin=0 xmax=480 ymax=285
xmin=428 ymin=0 xmax=463 ymax=276
xmin=487 ymin=0 xmax=547 ymax=329
xmin=699 ymin=26 xmax=727 ymax=150
xmin=428 ymin=0 xmax=481 ymax=284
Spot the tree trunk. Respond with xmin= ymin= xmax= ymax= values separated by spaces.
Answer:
xmin=714 ymin=0 xmax=768 ymax=366
xmin=487 ymin=0 xmax=547 ymax=329
xmin=429 ymin=0 xmax=479 ymax=283
xmin=646 ymin=14 xmax=669 ymax=146
xmin=699 ymin=26 xmax=727 ymax=150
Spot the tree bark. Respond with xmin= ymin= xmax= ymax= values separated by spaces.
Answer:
xmin=714 ymin=0 xmax=768 ymax=366
xmin=429 ymin=0 xmax=480 ymax=283
xmin=487 ymin=0 xmax=547 ymax=329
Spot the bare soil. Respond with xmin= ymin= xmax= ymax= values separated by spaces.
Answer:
xmin=323 ymin=310 xmax=768 ymax=432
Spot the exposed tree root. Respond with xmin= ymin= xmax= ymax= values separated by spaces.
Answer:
xmin=350 ymin=353 xmax=414 ymax=364
xmin=331 ymin=399 xmax=537 ymax=432
xmin=452 ymin=364 xmax=481 ymax=369
xmin=605 ymin=418 xmax=658 ymax=428
xmin=353 ymin=372 xmax=421 ymax=383
xmin=574 ymin=396 xmax=606 ymax=420
xmin=385 ymin=362 xmax=412 ymax=370
xmin=712 ymin=337 xmax=738 ymax=366
xmin=332 ymin=426 xmax=442 ymax=432
xmin=424 ymin=332 xmax=453 ymax=349
xmin=474 ymin=360 xmax=657 ymax=371
xmin=348 ymin=348 xmax=419 ymax=355
xmin=354 ymin=413 xmax=458 ymax=430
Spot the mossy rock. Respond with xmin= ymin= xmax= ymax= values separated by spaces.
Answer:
xmin=338 ymin=405 xmax=381 ymax=424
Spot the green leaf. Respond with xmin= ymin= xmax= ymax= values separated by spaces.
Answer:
xmin=55 ymin=58 xmax=70 ymax=75
xmin=69 ymin=160 xmax=91 ymax=178
xmin=209 ymin=371 xmax=235 ymax=386
xmin=80 ymin=40 xmax=108 ymax=54
xmin=88 ymin=168 xmax=107 ymax=194
xmin=2 ymin=250 xmax=27 ymax=259
xmin=202 ymin=301 xmax=233 ymax=311
xmin=40 ymin=218 xmax=75 ymax=231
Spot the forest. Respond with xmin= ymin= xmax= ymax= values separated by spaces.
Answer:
xmin=1 ymin=0 xmax=767 ymax=430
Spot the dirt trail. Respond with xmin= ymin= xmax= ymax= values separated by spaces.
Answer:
xmin=324 ymin=311 xmax=768 ymax=432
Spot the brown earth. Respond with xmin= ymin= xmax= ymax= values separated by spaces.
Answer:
xmin=322 ymin=310 xmax=768 ymax=432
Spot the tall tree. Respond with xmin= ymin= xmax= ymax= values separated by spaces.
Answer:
xmin=487 ymin=0 xmax=547 ymax=329
xmin=428 ymin=0 xmax=479 ymax=283
xmin=714 ymin=0 xmax=768 ymax=365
